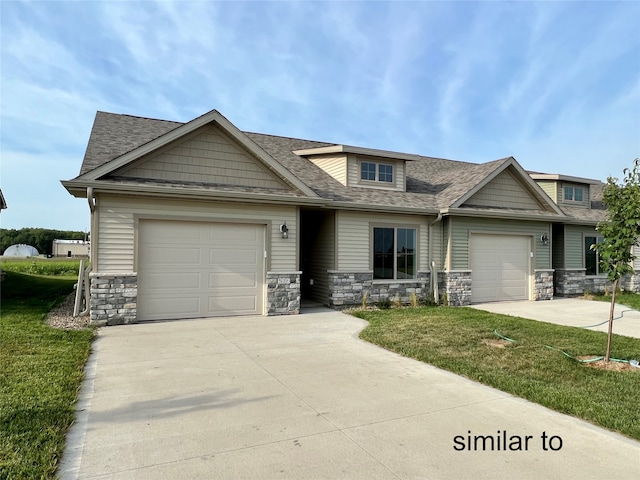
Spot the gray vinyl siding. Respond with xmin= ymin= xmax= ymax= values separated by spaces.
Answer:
xmin=634 ymin=243 xmax=640 ymax=270
xmin=304 ymin=210 xmax=335 ymax=303
xmin=309 ymin=154 xmax=347 ymax=185
xmin=336 ymin=210 xmax=430 ymax=273
xmin=464 ymin=169 xmax=541 ymax=209
xmin=450 ymin=217 xmax=551 ymax=270
xmin=563 ymin=225 xmax=598 ymax=269
xmin=117 ymin=124 xmax=289 ymax=190
xmin=95 ymin=194 xmax=297 ymax=273
xmin=347 ymin=154 xmax=406 ymax=191
xmin=536 ymin=181 xmax=558 ymax=203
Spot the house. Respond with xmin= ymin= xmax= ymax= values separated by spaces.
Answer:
xmin=0 ymin=187 xmax=6 ymax=211
xmin=62 ymin=110 xmax=640 ymax=325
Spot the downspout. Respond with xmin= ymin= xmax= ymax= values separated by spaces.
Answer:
xmin=80 ymin=187 xmax=96 ymax=316
xmin=428 ymin=213 xmax=443 ymax=302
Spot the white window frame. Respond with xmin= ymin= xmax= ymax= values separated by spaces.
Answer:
xmin=360 ymin=161 xmax=394 ymax=184
xmin=564 ymin=185 xmax=584 ymax=203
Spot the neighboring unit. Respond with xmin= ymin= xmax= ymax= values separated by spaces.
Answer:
xmin=62 ymin=109 xmax=640 ymax=325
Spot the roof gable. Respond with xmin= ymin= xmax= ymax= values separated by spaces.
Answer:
xmin=451 ymin=158 xmax=563 ymax=215
xmin=109 ymin=124 xmax=289 ymax=190
xmin=77 ymin=110 xmax=317 ymax=197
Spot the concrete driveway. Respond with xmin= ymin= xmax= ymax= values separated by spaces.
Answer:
xmin=471 ymin=297 xmax=640 ymax=339
xmin=59 ymin=308 xmax=639 ymax=480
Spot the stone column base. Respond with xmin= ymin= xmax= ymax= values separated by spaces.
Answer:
xmin=267 ymin=271 xmax=301 ymax=315
xmin=90 ymin=272 xmax=138 ymax=326
xmin=444 ymin=270 xmax=472 ymax=306
xmin=534 ymin=269 xmax=554 ymax=300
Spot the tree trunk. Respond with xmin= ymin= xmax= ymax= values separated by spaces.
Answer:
xmin=605 ymin=278 xmax=619 ymax=363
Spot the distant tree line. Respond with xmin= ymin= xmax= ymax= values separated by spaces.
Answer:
xmin=0 ymin=228 xmax=87 ymax=255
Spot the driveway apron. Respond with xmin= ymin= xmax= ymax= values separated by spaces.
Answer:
xmin=59 ymin=308 xmax=639 ymax=479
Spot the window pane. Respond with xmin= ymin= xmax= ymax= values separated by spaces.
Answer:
xmin=574 ymin=188 xmax=583 ymax=202
xmin=564 ymin=186 xmax=573 ymax=201
xmin=396 ymin=228 xmax=416 ymax=279
xmin=379 ymin=164 xmax=393 ymax=183
xmin=374 ymin=227 xmax=394 ymax=279
xmin=361 ymin=162 xmax=376 ymax=181
xmin=585 ymin=236 xmax=597 ymax=275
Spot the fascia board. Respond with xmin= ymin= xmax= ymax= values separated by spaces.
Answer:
xmin=441 ymin=207 xmax=566 ymax=222
xmin=294 ymin=145 xmax=420 ymax=162
xmin=60 ymin=180 xmax=326 ymax=206
xmin=529 ymin=173 xmax=601 ymax=184
xmin=330 ymin=201 xmax=439 ymax=215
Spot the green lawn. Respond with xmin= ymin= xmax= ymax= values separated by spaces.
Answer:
xmin=592 ymin=291 xmax=640 ymax=310
xmin=0 ymin=272 xmax=94 ymax=479
xmin=351 ymin=306 xmax=640 ymax=440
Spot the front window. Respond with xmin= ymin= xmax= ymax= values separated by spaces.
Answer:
xmin=564 ymin=186 xmax=584 ymax=202
xmin=584 ymin=236 xmax=603 ymax=275
xmin=373 ymin=227 xmax=416 ymax=279
xmin=361 ymin=162 xmax=394 ymax=183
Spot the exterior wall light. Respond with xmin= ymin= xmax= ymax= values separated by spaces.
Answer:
xmin=540 ymin=234 xmax=549 ymax=246
xmin=280 ymin=222 xmax=289 ymax=239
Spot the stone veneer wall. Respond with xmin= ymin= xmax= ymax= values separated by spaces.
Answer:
xmin=90 ymin=272 xmax=138 ymax=326
xmin=583 ymin=276 xmax=613 ymax=295
xmin=444 ymin=270 xmax=472 ymax=306
xmin=267 ymin=271 xmax=301 ymax=315
xmin=327 ymin=271 xmax=430 ymax=307
xmin=620 ymin=272 xmax=640 ymax=293
xmin=554 ymin=269 xmax=585 ymax=297
xmin=534 ymin=270 xmax=554 ymax=301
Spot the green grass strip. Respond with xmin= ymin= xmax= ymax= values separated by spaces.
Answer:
xmin=1 ymin=272 xmax=94 ymax=479
xmin=352 ymin=306 xmax=640 ymax=440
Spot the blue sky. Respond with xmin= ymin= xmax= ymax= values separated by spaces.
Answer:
xmin=1 ymin=0 xmax=638 ymax=231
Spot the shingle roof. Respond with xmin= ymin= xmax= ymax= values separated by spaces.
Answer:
xmin=72 ymin=111 xmax=606 ymax=222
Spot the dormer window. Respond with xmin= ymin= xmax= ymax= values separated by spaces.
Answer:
xmin=361 ymin=161 xmax=394 ymax=183
xmin=564 ymin=186 xmax=583 ymax=202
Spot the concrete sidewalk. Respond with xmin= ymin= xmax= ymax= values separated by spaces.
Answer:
xmin=59 ymin=308 xmax=639 ymax=480
xmin=471 ymin=297 xmax=640 ymax=339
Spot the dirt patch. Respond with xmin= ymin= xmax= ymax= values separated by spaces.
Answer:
xmin=482 ymin=338 xmax=512 ymax=348
xmin=577 ymin=356 xmax=640 ymax=372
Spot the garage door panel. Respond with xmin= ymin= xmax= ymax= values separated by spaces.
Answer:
xmin=210 ymin=272 xmax=258 ymax=289
xmin=143 ymin=296 xmax=201 ymax=317
xmin=138 ymin=220 xmax=265 ymax=321
xmin=147 ymin=272 xmax=201 ymax=289
xmin=145 ymin=247 xmax=202 ymax=265
xmin=209 ymin=296 xmax=257 ymax=313
xmin=210 ymin=249 xmax=260 ymax=266
xmin=471 ymin=234 xmax=530 ymax=303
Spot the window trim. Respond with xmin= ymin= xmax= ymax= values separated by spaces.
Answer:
xmin=371 ymin=224 xmax=418 ymax=280
xmin=584 ymin=234 xmax=604 ymax=276
xmin=563 ymin=184 xmax=584 ymax=203
xmin=360 ymin=160 xmax=394 ymax=184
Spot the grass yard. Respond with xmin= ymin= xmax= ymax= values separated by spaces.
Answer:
xmin=352 ymin=306 xmax=640 ymax=440
xmin=0 ymin=271 xmax=94 ymax=479
xmin=592 ymin=291 xmax=640 ymax=310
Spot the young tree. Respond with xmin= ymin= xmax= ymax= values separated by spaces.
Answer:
xmin=593 ymin=158 xmax=640 ymax=362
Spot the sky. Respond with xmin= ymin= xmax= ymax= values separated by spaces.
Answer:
xmin=1 ymin=0 xmax=639 ymax=232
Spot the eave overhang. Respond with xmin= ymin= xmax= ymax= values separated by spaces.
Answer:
xmin=293 ymin=145 xmax=420 ymax=162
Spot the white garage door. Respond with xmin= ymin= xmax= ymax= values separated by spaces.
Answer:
xmin=138 ymin=220 xmax=265 ymax=321
xmin=470 ymin=234 xmax=530 ymax=303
